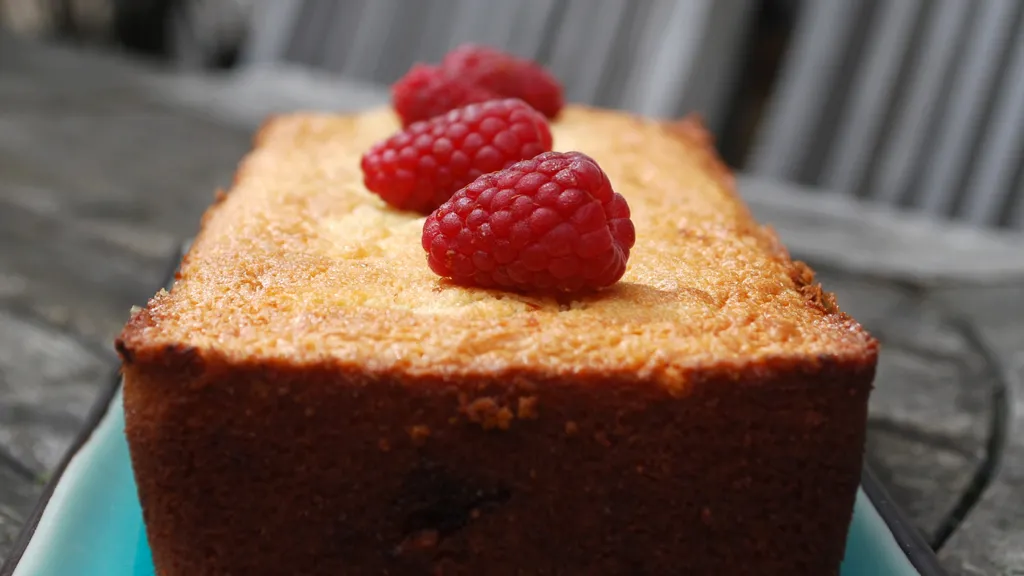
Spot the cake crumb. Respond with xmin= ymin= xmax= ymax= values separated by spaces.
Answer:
xmin=394 ymin=529 xmax=439 ymax=556
xmin=517 ymin=396 xmax=539 ymax=419
xmin=409 ymin=425 xmax=431 ymax=446
xmin=492 ymin=407 xmax=514 ymax=430
xmin=464 ymin=396 xmax=496 ymax=421
xmin=594 ymin=431 xmax=611 ymax=447
xmin=701 ymin=507 xmax=713 ymax=526
xmin=378 ymin=438 xmax=391 ymax=452
xmin=463 ymin=397 xmax=515 ymax=430
xmin=805 ymin=410 xmax=826 ymax=427
xmin=565 ymin=421 xmax=579 ymax=436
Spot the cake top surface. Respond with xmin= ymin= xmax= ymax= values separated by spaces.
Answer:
xmin=120 ymin=106 xmax=875 ymax=384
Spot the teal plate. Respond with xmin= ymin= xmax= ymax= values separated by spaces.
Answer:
xmin=2 ymin=249 xmax=948 ymax=576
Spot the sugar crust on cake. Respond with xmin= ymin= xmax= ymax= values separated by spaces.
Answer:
xmin=118 ymin=106 xmax=876 ymax=383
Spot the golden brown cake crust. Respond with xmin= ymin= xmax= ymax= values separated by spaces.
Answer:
xmin=117 ymin=106 xmax=877 ymax=576
xmin=118 ymin=106 xmax=874 ymax=386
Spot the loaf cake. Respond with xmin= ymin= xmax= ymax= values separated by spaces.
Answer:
xmin=116 ymin=105 xmax=878 ymax=575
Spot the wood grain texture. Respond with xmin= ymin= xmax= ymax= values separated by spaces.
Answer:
xmin=932 ymin=285 xmax=1024 ymax=575
xmin=0 ymin=33 xmax=250 ymax=560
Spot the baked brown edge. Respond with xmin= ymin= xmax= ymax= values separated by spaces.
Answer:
xmin=663 ymin=115 xmax=864 ymax=321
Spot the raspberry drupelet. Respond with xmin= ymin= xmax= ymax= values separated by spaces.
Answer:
xmin=422 ymin=151 xmax=635 ymax=293
xmin=442 ymin=44 xmax=564 ymax=119
xmin=361 ymin=98 xmax=553 ymax=214
xmin=391 ymin=64 xmax=499 ymax=127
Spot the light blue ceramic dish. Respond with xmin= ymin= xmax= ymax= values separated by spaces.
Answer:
xmin=1 ymin=247 xmax=948 ymax=576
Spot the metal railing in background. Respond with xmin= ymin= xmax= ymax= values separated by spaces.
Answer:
xmin=749 ymin=0 xmax=1024 ymax=229
xmin=0 ymin=0 xmax=253 ymax=67
xmin=5 ymin=0 xmax=1022 ymax=231
xmin=243 ymin=0 xmax=1024 ymax=230
xmin=241 ymin=0 xmax=758 ymax=136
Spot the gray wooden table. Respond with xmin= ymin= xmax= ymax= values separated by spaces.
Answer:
xmin=1 ymin=35 xmax=1023 ymax=575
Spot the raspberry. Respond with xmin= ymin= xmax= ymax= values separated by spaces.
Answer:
xmin=391 ymin=64 xmax=499 ymax=127
xmin=361 ymin=98 xmax=554 ymax=214
xmin=421 ymin=151 xmax=635 ymax=293
xmin=441 ymin=44 xmax=564 ymax=119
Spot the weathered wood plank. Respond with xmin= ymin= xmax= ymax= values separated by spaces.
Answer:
xmin=0 ymin=309 xmax=109 ymax=474
xmin=0 ymin=35 xmax=255 ymax=567
xmin=0 ymin=194 xmax=169 ymax=347
xmin=0 ymin=464 xmax=40 ymax=563
xmin=815 ymin=271 xmax=996 ymax=545
xmin=740 ymin=176 xmax=1024 ymax=284
xmin=0 ymin=111 xmax=251 ymax=239
xmin=929 ymin=285 xmax=1024 ymax=575
xmin=0 ymin=58 xmax=252 ymax=347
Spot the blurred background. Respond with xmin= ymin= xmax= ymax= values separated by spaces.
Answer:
xmin=4 ymin=0 xmax=1024 ymax=229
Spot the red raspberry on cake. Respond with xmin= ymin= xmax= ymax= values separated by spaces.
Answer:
xmin=391 ymin=64 xmax=499 ymax=127
xmin=361 ymin=98 xmax=553 ymax=214
xmin=441 ymin=44 xmax=564 ymax=119
xmin=422 ymin=151 xmax=635 ymax=292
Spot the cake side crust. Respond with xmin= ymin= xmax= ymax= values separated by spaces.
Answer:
xmin=122 ymin=347 xmax=874 ymax=576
